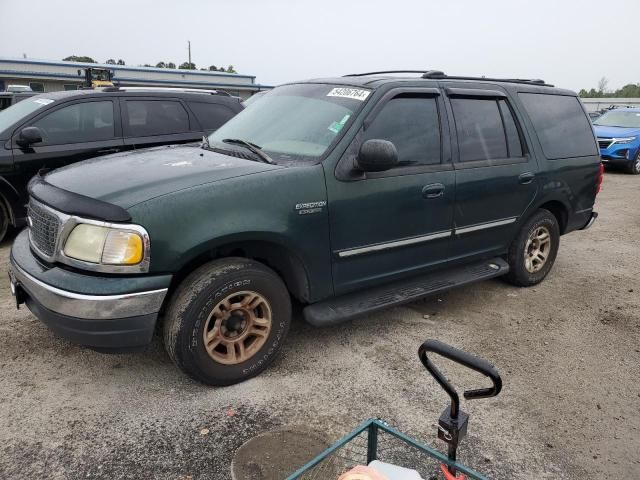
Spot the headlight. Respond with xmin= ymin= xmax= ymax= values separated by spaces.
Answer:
xmin=614 ymin=136 xmax=637 ymax=144
xmin=64 ymin=224 xmax=145 ymax=266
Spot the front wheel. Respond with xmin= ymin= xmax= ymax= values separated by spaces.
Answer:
xmin=504 ymin=209 xmax=560 ymax=287
xmin=626 ymin=151 xmax=640 ymax=175
xmin=163 ymin=258 xmax=291 ymax=386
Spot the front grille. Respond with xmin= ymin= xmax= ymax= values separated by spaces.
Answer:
xmin=598 ymin=138 xmax=613 ymax=149
xmin=27 ymin=200 xmax=61 ymax=257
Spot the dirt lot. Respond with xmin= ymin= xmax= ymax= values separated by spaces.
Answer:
xmin=0 ymin=171 xmax=638 ymax=480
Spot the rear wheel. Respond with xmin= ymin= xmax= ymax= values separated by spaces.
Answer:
xmin=163 ymin=258 xmax=291 ymax=386
xmin=504 ymin=209 xmax=560 ymax=287
xmin=626 ymin=151 xmax=640 ymax=175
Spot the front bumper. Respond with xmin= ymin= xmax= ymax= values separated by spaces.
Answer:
xmin=599 ymin=144 xmax=638 ymax=165
xmin=9 ymin=229 xmax=170 ymax=348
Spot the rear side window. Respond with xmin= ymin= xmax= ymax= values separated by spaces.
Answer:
xmin=124 ymin=100 xmax=190 ymax=137
xmin=363 ymin=95 xmax=441 ymax=166
xmin=451 ymin=98 xmax=507 ymax=161
xmin=32 ymin=101 xmax=115 ymax=145
xmin=188 ymin=102 xmax=236 ymax=131
xmin=519 ymin=93 xmax=597 ymax=159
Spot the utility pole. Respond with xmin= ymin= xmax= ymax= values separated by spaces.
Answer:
xmin=188 ymin=40 xmax=191 ymax=68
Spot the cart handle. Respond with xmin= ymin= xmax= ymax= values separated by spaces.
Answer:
xmin=418 ymin=339 xmax=502 ymax=419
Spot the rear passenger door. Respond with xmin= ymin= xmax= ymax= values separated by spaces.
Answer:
xmin=444 ymin=86 xmax=538 ymax=261
xmin=120 ymin=97 xmax=199 ymax=149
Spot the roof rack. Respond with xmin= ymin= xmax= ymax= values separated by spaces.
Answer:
xmin=101 ymin=86 xmax=231 ymax=96
xmin=344 ymin=70 xmax=554 ymax=87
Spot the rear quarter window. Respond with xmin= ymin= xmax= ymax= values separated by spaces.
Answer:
xmin=519 ymin=93 xmax=597 ymax=159
xmin=187 ymin=101 xmax=237 ymax=131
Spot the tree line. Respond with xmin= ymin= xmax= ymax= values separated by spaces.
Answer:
xmin=62 ymin=56 xmax=236 ymax=73
xmin=579 ymin=76 xmax=640 ymax=98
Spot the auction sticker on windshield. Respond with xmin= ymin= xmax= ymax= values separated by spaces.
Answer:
xmin=327 ymin=87 xmax=370 ymax=101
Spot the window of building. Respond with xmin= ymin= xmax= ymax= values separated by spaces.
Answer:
xmin=63 ymin=84 xmax=79 ymax=91
xmin=124 ymin=100 xmax=190 ymax=137
xmin=32 ymin=101 xmax=115 ymax=145
xmin=363 ymin=95 xmax=441 ymax=167
xmin=29 ymin=82 xmax=44 ymax=92
xmin=519 ymin=93 xmax=597 ymax=159
xmin=187 ymin=101 xmax=236 ymax=131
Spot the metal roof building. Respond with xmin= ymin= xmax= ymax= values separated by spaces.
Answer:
xmin=0 ymin=58 xmax=272 ymax=99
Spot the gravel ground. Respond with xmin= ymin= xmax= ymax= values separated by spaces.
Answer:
xmin=0 ymin=171 xmax=638 ymax=480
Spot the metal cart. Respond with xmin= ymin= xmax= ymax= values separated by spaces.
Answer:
xmin=287 ymin=340 xmax=503 ymax=480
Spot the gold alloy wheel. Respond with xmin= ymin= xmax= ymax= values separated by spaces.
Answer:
xmin=203 ymin=291 xmax=272 ymax=365
xmin=524 ymin=226 xmax=551 ymax=274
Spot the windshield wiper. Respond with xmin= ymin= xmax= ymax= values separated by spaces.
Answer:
xmin=222 ymin=138 xmax=275 ymax=164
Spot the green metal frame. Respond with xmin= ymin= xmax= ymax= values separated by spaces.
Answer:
xmin=286 ymin=418 xmax=488 ymax=479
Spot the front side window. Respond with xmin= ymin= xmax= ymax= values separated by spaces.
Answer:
xmin=519 ymin=93 xmax=597 ymax=159
xmin=32 ymin=101 xmax=114 ymax=145
xmin=208 ymin=84 xmax=370 ymax=162
xmin=124 ymin=100 xmax=190 ymax=137
xmin=363 ymin=95 xmax=441 ymax=166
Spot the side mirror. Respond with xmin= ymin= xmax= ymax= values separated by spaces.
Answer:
xmin=356 ymin=139 xmax=398 ymax=172
xmin=16 ymin=126 xmax=43 ymax=147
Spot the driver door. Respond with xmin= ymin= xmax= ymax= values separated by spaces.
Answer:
xmin=325 ymin=88 xmax=455 ymax=295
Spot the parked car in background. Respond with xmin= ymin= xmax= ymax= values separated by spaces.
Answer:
xmin=593 ymin=107 xmax=640 ymax=174
xmin=0 ymin=87 xmax=243 ymax=241
xmin=8 ymin=71 xmax=601 ymax=385
xmin=6 ymin=85 xmax=33 ymax=93
xmin=0 ymin=92 xmax=37 ymax=111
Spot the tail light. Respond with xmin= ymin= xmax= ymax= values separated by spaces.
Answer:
xmin=596 ymin=162 xmax=604 ymax=194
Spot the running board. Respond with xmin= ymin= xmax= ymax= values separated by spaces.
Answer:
xmin=304 ymin=258 xmax=509 ymax=327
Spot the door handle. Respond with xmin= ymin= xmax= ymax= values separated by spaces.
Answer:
xmin=98 ymin=148 xmax=120 ymax=154
xmin=518 ymin=172 xmax=535 ymax=185
xmin=422 ymin=183 xmax=445 ymax=199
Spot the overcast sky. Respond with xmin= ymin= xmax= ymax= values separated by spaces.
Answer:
xmin=1 ymin=0 xmax=638 ymax=92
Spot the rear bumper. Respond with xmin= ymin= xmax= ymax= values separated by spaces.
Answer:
xmin=580 ymin=211 xmax=598 ymax=230
xmin=8 ymin=229 xmax=170 ymax=348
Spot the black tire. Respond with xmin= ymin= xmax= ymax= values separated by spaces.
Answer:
xmin=0 ymin=200 xmax=9 ymax=244
xmin=504 ymin=209 xmax=560 ymax=287
xmin=626 ymin=151 xmax=640 ymax=175
xmin=163 ymin=257 xmax=291 ymax=386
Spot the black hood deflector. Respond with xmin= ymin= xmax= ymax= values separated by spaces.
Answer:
xmin=28 ymin=173 xmax=132 ymax=223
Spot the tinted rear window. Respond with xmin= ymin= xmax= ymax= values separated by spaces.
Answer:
xmin=519 ymin=93 xmax=597 ymax=159
xmin=187 ymin=101 xmax=236 ymax=131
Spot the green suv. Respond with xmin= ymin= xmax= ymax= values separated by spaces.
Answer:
xmin=9 ymin=71 xmax=602 ymax=385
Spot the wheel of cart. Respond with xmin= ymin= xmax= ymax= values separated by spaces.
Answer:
xmin=287 ymin=340 xmax=502 ymax=480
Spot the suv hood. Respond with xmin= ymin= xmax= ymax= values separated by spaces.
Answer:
xmin=45 ymin=144 xmax=281 ymax=209
xmin=593 ymin=125 xmax=640 ymax=138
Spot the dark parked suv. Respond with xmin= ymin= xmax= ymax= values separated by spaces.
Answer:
xmin=9 ymin=71 xmax=602 ymax=385
xmin=0 ymin=88 xmax=243 ymax=241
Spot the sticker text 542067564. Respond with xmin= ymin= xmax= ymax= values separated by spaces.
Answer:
xmin=327 ymin=87 xmax=371 ymax=102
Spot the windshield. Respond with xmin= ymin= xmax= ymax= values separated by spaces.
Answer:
xmin=593 ymin=110 xmax=640 ymax=128
xmin=0 ymin=97 xmax=53 ymax=135
xmin=208 ymin=84 xmax=371 ymax=162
